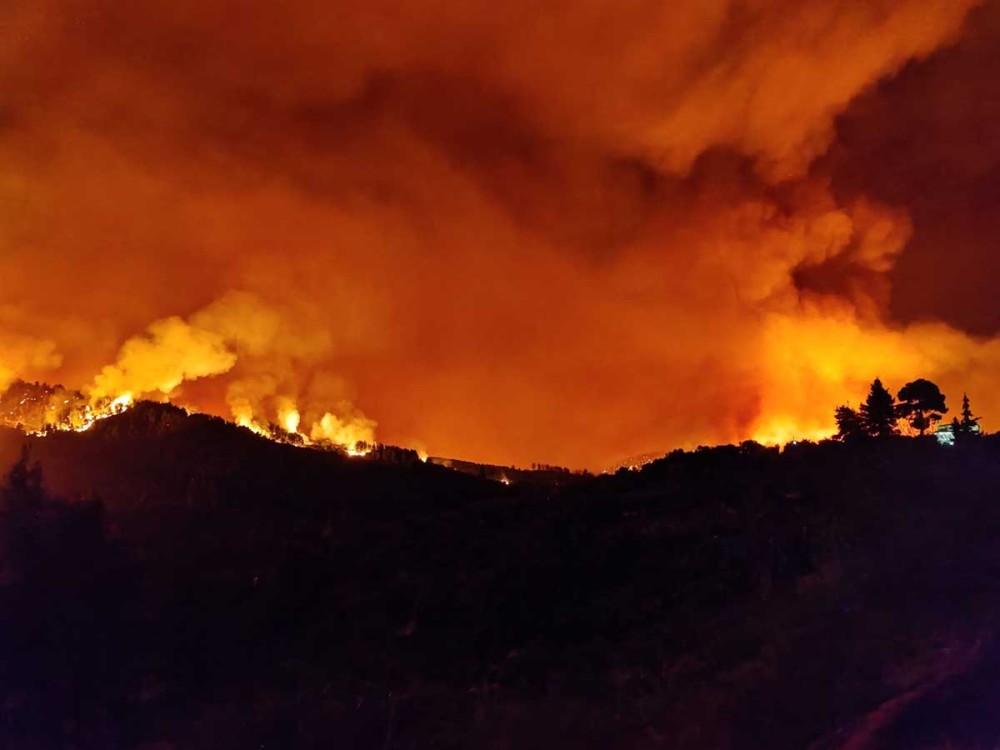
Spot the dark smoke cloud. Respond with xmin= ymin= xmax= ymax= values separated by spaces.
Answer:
xmin=827 ymin=0 xmax=1000 ymax=335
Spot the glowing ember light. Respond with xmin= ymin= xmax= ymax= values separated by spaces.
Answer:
xmin=281 ymin=408 xmax=300 ymax=435
xmin=345 ymin=441 xmax=372 ymax=457
xmin=243 ymin=421 xmax=271 ymax=438
xmin=71 ymin=392 xmax=136 ymax=431
xmin=110 ymin=393 xmax=134 ymax=413
xmin=310 ymin=412 xmax=376 ymax=453
xmin=751 ymin=420 xmax=836 ymax=447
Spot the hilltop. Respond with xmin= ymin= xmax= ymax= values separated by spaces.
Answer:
xmin=1 ymin=406 xmax=1000 ymax=748
xmin=0 ymin=401 xmax=497 ymax=511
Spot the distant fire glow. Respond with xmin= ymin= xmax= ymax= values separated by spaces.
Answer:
xmin=0 ymin=0 xmax=996 ymax=468
xmin=751 ymin=423 xmax=837 ymax=448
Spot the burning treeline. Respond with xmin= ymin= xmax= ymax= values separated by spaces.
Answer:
xmin=86 ymin=293 xmax=377 ymax=451
xmin=0 ymin=0 xmax=998 ymax=468
xmin=0 ymin=378 xmax=374 ymax=456
xmin=0 ymin=293 xmax=376 ymax=453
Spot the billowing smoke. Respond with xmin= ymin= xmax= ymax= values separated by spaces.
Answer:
xmin=86 ymin=292 xmax=376 ymax=447
xmin=0 ymin=0 xmax=994 ymax=466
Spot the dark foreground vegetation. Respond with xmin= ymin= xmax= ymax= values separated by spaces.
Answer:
xmin=2 ymin=404 xmax=1000 ymax=748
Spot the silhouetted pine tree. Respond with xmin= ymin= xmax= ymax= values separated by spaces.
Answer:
xmin=952 ymin=393 xmax=982 ymax=440
xmin=860 ymin=378 xmax=899 ymax=437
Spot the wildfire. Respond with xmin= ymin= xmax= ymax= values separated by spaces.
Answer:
xmin=239 ymin=408 xmax=375 ymax=457
xmin=281 ymin=408 xmax=300 ymax=435
xmin=227 ymin=400 xmax=376 ymax=455
xmin=0 ymin=381 xmax=131 ymax=436
xmin=0 ymin=295 xmax=382 ymax=456
xmin=66 ymin=393 xmax=136 ymax=432
xmin=0 ymin=379 xmax=375 ymax=458
xmin=230 ymin=404 xmax=375 ymax=456
xmin=750 ymin=421 xmax=837 ymax=447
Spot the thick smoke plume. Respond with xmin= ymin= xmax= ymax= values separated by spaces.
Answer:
xmin=0 ymin=0 xmax=994 ymax=466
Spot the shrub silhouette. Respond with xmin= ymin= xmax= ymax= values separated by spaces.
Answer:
xmin=835 ymin=404 xmax=866 ymax=442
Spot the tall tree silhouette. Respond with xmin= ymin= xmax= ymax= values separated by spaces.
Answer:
xmin=896 ymin=379 xmax=948 ymax=435
xmin=860 ymin=378 xmax=899 ymax=437
xmin=951 ymin=393 xmax=982 ymax=440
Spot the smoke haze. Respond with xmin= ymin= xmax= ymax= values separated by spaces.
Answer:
xmin=1 ymin=0 xmax=997 ymax=467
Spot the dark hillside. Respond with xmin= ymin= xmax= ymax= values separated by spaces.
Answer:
xmin=2 ymin=412 xmax=1000 ymax=748
xmin=0 ymin=402 xmax=495 ymax=511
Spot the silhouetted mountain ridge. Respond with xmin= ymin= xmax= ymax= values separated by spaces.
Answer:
xmin=0 ymin=400 xmax=498 ymax=511
xmin=2 ymin=407 xmax=1000 ymax=748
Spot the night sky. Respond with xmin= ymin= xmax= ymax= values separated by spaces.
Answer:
xmin=1 ymin=0 xmax=998 ymax=468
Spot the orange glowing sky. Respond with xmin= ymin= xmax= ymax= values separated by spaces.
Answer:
xmin=2 ymin=0 xmax=1000 ymax=468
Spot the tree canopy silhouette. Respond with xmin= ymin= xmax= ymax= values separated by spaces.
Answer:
xmin=860 ymin=378 xmax=899 ymax=438
xmin=896 ymin=379 xmax=948 ymax=435
xmin=834 ymin=404 xmax=866 ymax=442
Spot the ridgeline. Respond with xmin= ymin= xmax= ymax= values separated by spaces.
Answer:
xmin=1 ymin=403 xmax=999 ymax=748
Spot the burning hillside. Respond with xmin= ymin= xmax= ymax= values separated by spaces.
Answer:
xmin=0 ymin=380 xmax=131 ymax=435
xmin=0 ymin=378 xmax=374 ymax=456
